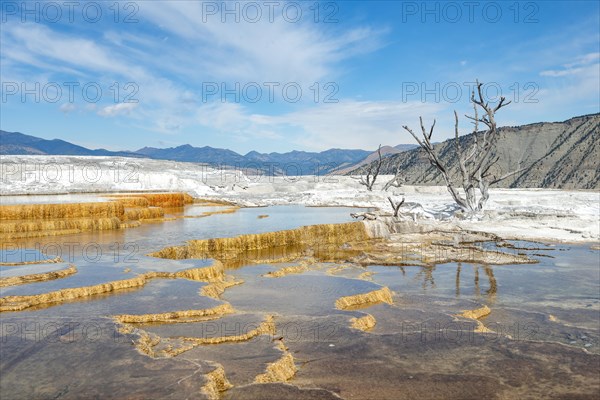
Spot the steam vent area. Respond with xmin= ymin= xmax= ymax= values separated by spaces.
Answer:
xmin=1 ymin=192 xmax=598 ymax=399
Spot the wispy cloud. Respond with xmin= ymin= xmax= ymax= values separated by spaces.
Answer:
xmin=59 ymin=103 xmax=76 ymax=114
xmin=2 ymin=1 xmax=597 ymax=152
xmin=1 ymin=22 xmax=138 ymax=77
xmin=0 ymin=3 xmax=385 ymax=141
xmin=138 ymin=2 xmax=385 ymax=84
xmin=191 ymin=100 xmax=444 ymax=150
xmin=98 ymin=103 xmax=138 ymax=117
xmin=540 ymin=52 xmax=600 ymax=77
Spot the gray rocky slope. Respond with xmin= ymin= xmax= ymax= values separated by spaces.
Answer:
xmin=349 ymin=113 xmax=599 ymax=189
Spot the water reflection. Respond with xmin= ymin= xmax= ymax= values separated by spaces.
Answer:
xmin=1 ymin=201 xmax=598 ymax=399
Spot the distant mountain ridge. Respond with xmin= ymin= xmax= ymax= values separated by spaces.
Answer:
xmin=0 ymin=131 xmax=142 ymax=158
xmin=136 ymin=144 xmax=247 ymax=165
xmin=3 ymin=112 xmax=598 ymax=184
xmin=0 ymin=130 xmax=374 ymax=175
xmin=350 ymin=113 xmax=600 ymax=189
xmin=134 ymin=144 xmax=372 ymax=175
xmin=328 ymin=145 xmax=417 ymax=175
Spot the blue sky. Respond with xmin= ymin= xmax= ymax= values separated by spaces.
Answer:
xmin=1 ymin=0 xmax=599 ymax=153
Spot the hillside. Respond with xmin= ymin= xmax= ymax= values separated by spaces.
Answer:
xmin=3 ymin=113 xmax=598 ymax=185
xmin=329 ymin=145 xmax=405 ymax=175
xmin=138 ymin=146 xmax=371 ymax=175
xmin=350 ymin=114 xmax=600 ymax=189
xmin=0 ymin=131 xmax=142 ymax=158
xmin=0 ymin=130 xmax=370 ymax=176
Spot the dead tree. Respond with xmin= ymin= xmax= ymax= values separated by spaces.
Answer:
xmin=358 ymin=145 xmax=383 ymax=191
xmin=383 ymin=164 xmax=404 ymax=191
xmin=402 ymin=80 xmax=524 ymax=214
xmin=387 ymin=196 xmax=405 ymax=217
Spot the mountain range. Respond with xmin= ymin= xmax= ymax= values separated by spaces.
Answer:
xmin=352 ymin=113 xmax=600 ymax=189
xmin=136 ymin=145 xmax=381 ymax=175
xmin=2 ymin=113 xmax=598 ymax=186
xmin=0 ymin=131 xmax=142 ymax=158
xmin=1 ymin=130 xmax=410 ymax=175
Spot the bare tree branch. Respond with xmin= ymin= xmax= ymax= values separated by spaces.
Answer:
xmin=489 ymin=165 xmax=527 ymax=185
xmin=387 ymin=196 xmax=405 ymax=217
xmin=358 ymin=145 xmax=383 ymax=191
xmin=383 ymin=164 xmax=404 ymax=191
xmin=403 ymin=121 xmax=469 ymax=210
xmin=403 ymin=80 xmax=520 ymax=214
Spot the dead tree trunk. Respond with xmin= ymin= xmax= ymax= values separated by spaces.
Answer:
xmin=402 ymin=80 xmax=524 ymax=214
xmin=383 ymin=164 xmax=404 ymax=191
xmin=358 ymin=145 xmax=383 ymax=191
xmin=388 ymin=196 xmax=405 ymax=217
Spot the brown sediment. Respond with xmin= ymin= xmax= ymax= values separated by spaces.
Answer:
xmin=110 ymin=193 xmax=194 ymax=207
xmin=0 ymin=255 xmax=63 ymax=266
xmin=120 ymin=220 xmax=142 ymax=228
xmin=123 ymin=207 xmax=165 ymax=221
xmin=264 ymin=264 xmax=309 ymax=278
xmin=0 ymin=263 xmax=226 ymax=312
xmin=115 ymin=303 xmax=234 ymax=324
xmin=1 ymin=229 xmax=86 ymax=239
xmin=335 ymin=287 xmax=394 ymax=310
xmin=358 ymin=271 xmax=374 ymax=281
xmin=240 ymin=252 xmax=313 ymax=268
xmin=200 ymin=276 xmax=244 ymax=299
xmin=110 ymin=196 xmax=150 ymax=207
xmin=159 ymin=206 xmax=239 ymax=220
xmin=257 ymin=215 xmax=269 ymax=219
xmin=201 ymin=366 xmax=233 ymax=400
xmin=472 ymin=320 xmax=491 ymax=333
xmin=327 ymin=265 xmax=349 ymax=275
xmin=122 ymin=313 xmax=273 ymax=361
xmin=199 ymin=207 xmax=239 ymax=218
xmin=457 ymin=305 xmax=492 ymax=333
xmin=1 ymin=273 xmax=149 ymax=312
xmin=0 ymin=193 xmax=194 ymax=239
xmin=148 ymin=192 xmax=195 ymax=207
xmin=181 ymin=315 xmax=275 ymax=345
xmin=0 ymin=217 xmax=122 ymax=238
xmin=458 ymin=305 xmax=491 ymax=320
xmin=254 ymin=351 xmax=297 ymax=383
xmin=0 ymin=202 xmax=125 ymax=220
xmin=150 ymin=222 xmax=370 ymax=262
xmin=173 ymin=261 xmax=225 ymax=281
xmin=135 ymin=330 xmax=162 ymax=356
xmin=194 ymin=198 xmax=237 ymax=206
xmin=119 ymin=312 xmax=229 ymax=328
xmin=350 ymin=314 xmax=377 ymax=331
xmin=131 ymin=336 xmax=188 ymax=358
xmin=0 ymin=264 xmax=77 ymax=287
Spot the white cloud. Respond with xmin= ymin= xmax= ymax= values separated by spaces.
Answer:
xmin=0 ymin=2 xmax=385 ymax=141
xmin=138 ymin=1 xmax=385 ymax=84
xmin=1 ymin=22 xmax=138 ymax=77
xmin=192 ymin=99 xmax=445 ymax=150
xmin=98 ymin=103 xmax=138 ymax=117
xmin=540 ymin=52 xmax=600 ymax=77
xmin=564 ymin=52 xmax=600 ymax=68
xmin=59 ymin=103 xmax=76 ymax=114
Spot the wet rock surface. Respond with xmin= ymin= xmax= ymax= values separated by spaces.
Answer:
xmin=1 ymin=202 xmax=598 ymax=399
